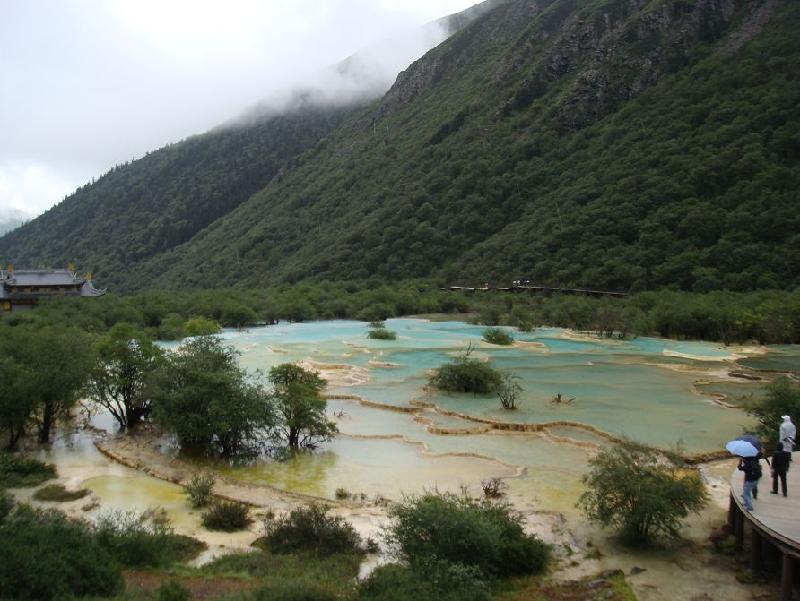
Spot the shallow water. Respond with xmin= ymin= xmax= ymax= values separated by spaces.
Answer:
xmin=159 ymin=319 xmax=787 ymax=505
xmin=31 ymin=320 xmax=790 ymax=515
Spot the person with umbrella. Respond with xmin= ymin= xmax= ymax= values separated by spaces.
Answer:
xmin=727 ymin=436 xmax=764 ymax=511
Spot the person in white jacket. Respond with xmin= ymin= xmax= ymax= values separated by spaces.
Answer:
xmin=779 ymin=415 xmax=796 ymax=453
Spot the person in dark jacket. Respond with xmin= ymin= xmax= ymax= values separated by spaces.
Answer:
xmin=771 ymin=442 xmax=791 ymax=497
xmin=739 ymin=456 xmax=762 ymax=511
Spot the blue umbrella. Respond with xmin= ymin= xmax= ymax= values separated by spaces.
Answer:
xmin=737 ymin=434 xmax=762 ymax=451
xmin=726 ymin=439 xmax=759 ymax=457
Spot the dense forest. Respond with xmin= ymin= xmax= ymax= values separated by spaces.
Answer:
xmin=1 ymin=0 xmax=799 ymax=293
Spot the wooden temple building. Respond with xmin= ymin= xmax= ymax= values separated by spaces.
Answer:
xmin=0 ymin=266 xmax=105 ymax=312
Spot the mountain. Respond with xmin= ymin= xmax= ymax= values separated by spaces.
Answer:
xmin=3 ymin=0 xmax=799 ymax=293
xmin=0 ymin=210 xmax=30 ymax=236
xmin=0 ymin=2 xmax=495 ymax=290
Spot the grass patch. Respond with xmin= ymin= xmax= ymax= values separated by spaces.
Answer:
xmin=33 ymin=484 xmax=90 ymax=503
xmin=96 ymin=510 xmax=207 ymax=568
xmin=197 ymin=549 xmax=360 ymax=596
xmin=0 ymin=453 xmax=56 ymax=488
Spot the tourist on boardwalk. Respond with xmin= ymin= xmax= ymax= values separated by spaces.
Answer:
xmin=771 ymin=442 xmax=792 ymax=497
xmin=779 ymin=415 xmax=796 ymax=454
xmin=738 ymin=456 xmax=762 ymax=511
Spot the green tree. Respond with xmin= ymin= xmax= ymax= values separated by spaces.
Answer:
xmin=183 ymin=316 xmax=222 ymax=337
xmin=577 ymin=442 xmax=708 ymax=545
xmin=152 ymin=337 xmax=273 ymax=457
xmin=9 ymin=326 xmax=95 ymax=444
xmin=0 ymin=352 xmax=35 ymax=450
xmin=269 ymin=364 xmax=337 ymax=449
xmin=87 ymin=323 xmax=165 ymax=430
xmin=746 ymin=377 xmax=800 ymax=441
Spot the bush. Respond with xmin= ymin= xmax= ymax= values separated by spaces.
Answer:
xmin=32 ymin=484 xmax=89 ymax=502
xmin=246 ymin=586 xmax=339 ymax=601
xmin=367 ymin=328 xmax=397 ymax=340
xmin=185 ymin=473 xmax=215 ymax=508
xmin=260 ymin=504 xmax=362 ymax=556
xmin=0 ymin=505 xmax=124 ymax=600
xmin=497 ymin=371 xmax=522 ymax=410
xmin=334 ymin=488 xmax=350 ymax=500
xmin=202 ymin=500 xmax=252 ymax=532
xmin=0 ymin=453 xmax=56 ymax=488
xmin=429 ymin=346 xmax=503 ymax=395
xmin=357 ymin=561 xmax=490 ymax=601
xmin=96 ymin=509 xmax=206 ymax=567
xmin=385 ymin=491 xmax=549 ymax=579
xmin=482 ymin=327 xmax=514 ymax=345
xmin=577 ymin=442 xmax=708 ymax=544
xmin=157 ymin=579 xmax=192 ymax=601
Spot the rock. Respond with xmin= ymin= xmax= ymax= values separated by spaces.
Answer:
xmin=630 ymin=565 xmax=647 ymax=575
xmin=81 ymin=501 xmax=100 ymax=512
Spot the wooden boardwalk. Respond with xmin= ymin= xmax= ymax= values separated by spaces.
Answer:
xmin=730 ymin=456 xmax=800 ymax=599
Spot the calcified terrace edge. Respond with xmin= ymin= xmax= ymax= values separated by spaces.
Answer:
xmin=326 ymin=392 xmax=731 ymax=464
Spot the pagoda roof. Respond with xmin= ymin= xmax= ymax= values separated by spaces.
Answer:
xmin=3 ymin=269 xmax=83 ymax=287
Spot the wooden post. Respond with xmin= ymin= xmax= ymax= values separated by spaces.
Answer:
xmin=781 ymin=552 xmax=793 ymax=601
xmin=751 ymin=529 xmax=762 ymax=573
xmin=735 ymin=506 xmax=744 ymax=552
xmin=728 ymin=493 xmax=736 ymax=528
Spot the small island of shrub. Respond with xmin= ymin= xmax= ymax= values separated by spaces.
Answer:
xmin=32 ymin=484 xmax=89 ymax=503
xmin=368 ymin=328 xmax=397 ymax=340
xmin=482 ymin=327 xmax=514 ymax=346
xmin=429 ymin=346 xmax=502 ymax=395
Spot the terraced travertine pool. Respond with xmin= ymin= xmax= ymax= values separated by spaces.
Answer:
xmin=30 ymin=319 xmax=797 ymax=516
xmin=161 ymin=318 xmax=788 ymax=508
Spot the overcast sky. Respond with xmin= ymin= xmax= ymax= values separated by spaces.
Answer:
xmin=0 ymin=0 xmax=478 ymax=218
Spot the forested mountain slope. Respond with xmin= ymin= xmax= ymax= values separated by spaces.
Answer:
xmin=3 ymin=0 xmax=799 ymax=293
xmin=0 ymin=2 xmax=500 ymax=290
xmin=0 ymin=107 xmax=350 ymax=289
xmin=134 ymin=0 xmax=799 ymax=292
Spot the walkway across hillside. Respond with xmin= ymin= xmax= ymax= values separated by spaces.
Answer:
xmin=442 ymin=285 xmax=628 ymax=298
xmin=730 ymin=457 xmax=800 ymax=599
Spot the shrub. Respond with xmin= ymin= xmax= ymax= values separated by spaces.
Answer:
xmin=95 ymin=509 xmax=206 ymax=567
xmin=0 ymin=505 xmax=124 ymax=600
xmin=497 ymin=371 xmax=522 ymax=410
xmin=334 ymin=488 xmax=350 ymax=500
xmin=185 ymin=473 xmax=215 ymax=508
xmin=202 ymin=500 xmax=252 ymax=532
xmin=482 ymin=327 xmax=514 ymax=345
xmin=577 ymin=442 xmax=708 ymax=545
xmin=0 ymin=453 xmax=56 ymax=488
xmin=481 ymin=477 xmax=507 ymax=499
xmin=367 ymin=328 xmax=397 ymax=340
xmin=260 ymin=504 xmax=362 ymax=556
xmin=385 ymin=491 xmax=549 ymax=579
xmin=157 ymin=579 xmax=192 ymax=601
xmin=32 ymin=484 xmax=90 ymax=502
xmin=429 ymin=346 xmax=503 ymax=395
xmin=357 ymin=561 xmax=490 ymax=601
